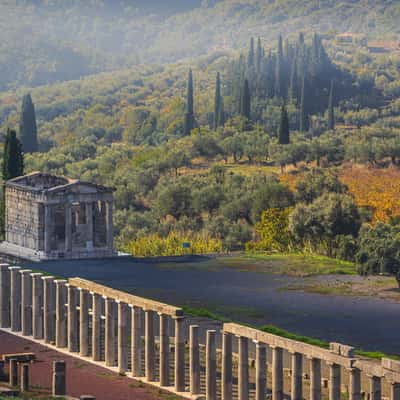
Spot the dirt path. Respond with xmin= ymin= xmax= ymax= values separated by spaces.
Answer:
xmin=0 ymin=331 xmax=179 ymax=400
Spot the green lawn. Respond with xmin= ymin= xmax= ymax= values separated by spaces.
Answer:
xmin=219 ymin=252 xmax=356 ymax=277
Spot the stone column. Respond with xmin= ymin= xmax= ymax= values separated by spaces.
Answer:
xmin=349 ymin=368 xmax=361 ymax=400
xmin=0 ymin=264 xmax=10 ymax=328
xmin=369 ymin=375 xmax=381 ymax=400
xmin=174 ymin=315 xmax=185 ymax=392
xmin=329 ymin=363 xmax=341 ymax=400
xmin=105 ymin=298 xmax=116 ymax=367
xmin=272 ymin=346 xmax=283 ymax=400
xmin=21 ymin=270 xmax=32 ymax=336
xmin=206 ymin=330 xmax=217 ymax=400
xmin=106 ymin=201 xmax=113 ymax=249
xmin=145 ymin=309 xmax=155 ymax=381
xmin=222 ymin=332 xmax=233 ymax=400
xmin=80 ymin=289 xmax=90 ymax=357
xmin=65 ymin=203 xmax=72 ymax=253
xmin=9 ymin=266 xmax=21 ymax=332
xmin=255 ymin=342 xmax=267 ymax=400
xmin=44 ymin=204 xmax=52 ymax=255
xmin=131 ymin=305 xmax=142 ymax=377
xmin=92 ymin=293 xmax=102 ymax=361
xmin=32 ymin=273 xmax=43 ymax=339
xmin=43 ymin=276 xmax=55 ymax=344
xmin=52 ymin=361 xmax=66 ymax=396
xmin=190 ymin=325 xmax=200 ymax=395
xmin=86 ymin=202 xmax=94 ymax=247
xmin=117 ymin=302 xmax=128 ymax=373
xmin=67 ymin=285 xmax=78 ymax=352
xmin=21 ymin=363 xmax=29 ymax=392
xmin=238 ymin=336 xmax=249 ymax=400
xmin=55 ymin=280 xmax=67 ymax=348
xmin=9 ymin=358 xmax=18 ymax=386
xmin=159 ymin=313 xmax=169 ymax=386
xmin=310 ymin=358 xmax=322 ymax=400
xmin=291 ymin=352 xmax=303 ymax=400
xmin=390 ymin=383 xmax=400 ymax=400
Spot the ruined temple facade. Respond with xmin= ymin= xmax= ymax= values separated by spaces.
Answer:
xmin=0 ymin=172 xmax=115 ymax=261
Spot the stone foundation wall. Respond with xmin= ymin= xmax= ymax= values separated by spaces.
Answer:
xmin=5 ymin=187 xmax=43 ymax=251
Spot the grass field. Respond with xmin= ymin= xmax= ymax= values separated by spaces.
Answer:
xmin=219 ymin=253 xmax=356 ymax=277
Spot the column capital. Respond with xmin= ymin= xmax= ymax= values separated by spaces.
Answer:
xmin=20 ymin=269 xmax=32 ymax=275
xmin=54 ymin=279 xmax=67 ymax=285
xmin=30 ymin=272 xmax=43 ymax=277
xmin=8 ymin=266 xmax=21 ymax=271
xmin=42 ymin=276 xmax=55 ymax=281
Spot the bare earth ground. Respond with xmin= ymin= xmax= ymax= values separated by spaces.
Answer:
xmin=0 ymin=331 xmax=177 ymax=400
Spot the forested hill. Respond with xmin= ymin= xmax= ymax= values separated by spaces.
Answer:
xmin=1 ymin=0 xmax=399 ymax=90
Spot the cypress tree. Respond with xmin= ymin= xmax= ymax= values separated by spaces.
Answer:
xmin=278 ymin=105 xmax=290 ymax=145
xmin=275 ymin=34 xmax=284 ymax=97
xmin=289 ymin=58 xmax=298 ymax=102
xmin=248 ymin=37 xmax=255 ymax=68
xmin=214 ymin=72 xmax=223 ymax=129
xmin=299 ymin=77 xmax=309 ymax=132
xmin=1 ymin=129 xmax=24 ymax=237
xmin=240 ymin=79 xmax=251 ymax=120
xmin=184 ymin=69 xmax=195 ymax=135
xmin=327 ymin=80 xmax=335 ymax=130
xmin=256 ymin=37 xmax=263 ymax=73
xmin=19 ymin=93 xmax=38 ymax=153
xmin=3 ymin=129 xmax=24 ymax=181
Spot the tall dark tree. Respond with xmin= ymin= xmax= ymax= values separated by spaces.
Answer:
xmin=1 ymin=129 xmax=24 ymax=237
xmin=278 ymin=105 xmax=290 ymax=145
xmin=248 ymin=37 xmax=255 ymax=68
xmin=3 ymin=129 xmax=24 ymax=181
xmin=327 ymin=80 xmax=335 ymax=130
xmin=214 ymin=72 xmax=224 ymax=129
xmin=289 ymin=58 xmax=298 ymax=102
xmin=275 ymin=35 xmax=284 ymax=97
xmin=19 ymin=94 xmax=38 ymax=153
xmin=256 ymin=37 xmax=263 ymax=73
xmin=184 ymin=69 xmax=195 ymax=135
xmin=240 ymin=79 xmax=251 ymax=120
xmin=299 ymin=77 xmax=309 ymax=132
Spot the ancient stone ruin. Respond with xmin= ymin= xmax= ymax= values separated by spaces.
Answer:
xmin=0 ymin=172 xmax=115 ymax=261
xmin=1 ymin=263 xmax=400 ymax=400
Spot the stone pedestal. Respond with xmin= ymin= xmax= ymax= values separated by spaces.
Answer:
xmin=21 ymin=270 xmax=32 ymax=336
xmin=117 ymin=302 xmax=128 ymax=373
xmin=145 ymin=310 xmax=155 ymax=381
xmin=31 ymin=273 xmax=43 ymax=339
xmin=238 ymin=336 xmax=249 ymax=400
xmin=43 ymin=276 xmax=55 ymax=344
xmin=55 ymin=280 xmax=67 ymax=348
xmin=255 ymin=342 xmax=266 ymax=400
xmin=174 ymin=316 xmax=185 ymax=392
xmin=9 ymin=358 xmax=18 ymax=387
xmin=310 ymin=358 xmax=322 ymax=400
xmin=206 ymin=330 xmax=217 ymax=400
xmin=222 ymin=332 xmax=233 ymax=400
xmin=0 ymin=264 xmax=11 ymax=328
xmin=159 ymin=313 xmax=169 ymax=386
xmin=190 ymin=325 xmax=200 ymax=395
xmin=291 ymin=352 xmax=303 ymax=400
xmin=105 ymin=298 xmax=116 ymax=367
xmin=131 ymin=306 xmax=142 ymax=377
xmin=272 ymin=346 xmax=283 ymax=400
xmin=92 ymin=293 xmax=102 ymax=361
xmin=9 ymin=267 xmax=21 ymax=332
xmin=21 ymin=364 xmax=29 ymax=392
xmin=329 ymin=363 xmax=341 ymax=400
xmin=80 ymin=289 xmax=90 ymax=357
xmin=52 ymin=361 xmax=66 ymax=396
xmin=67 ymin=285 xmax=78 ymax=352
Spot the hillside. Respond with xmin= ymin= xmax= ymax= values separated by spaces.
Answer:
xmin=1 ymin=0 xmax=399 ymax=89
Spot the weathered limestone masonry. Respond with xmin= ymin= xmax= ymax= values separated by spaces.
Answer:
xmin=1 ymin=265 xmax=400 ymax=400
xmin=0 ymin=172 xmax=115 ymax=261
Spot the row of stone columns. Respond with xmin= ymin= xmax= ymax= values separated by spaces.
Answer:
xmin=1 ymin=264 xmax=399 ymax=400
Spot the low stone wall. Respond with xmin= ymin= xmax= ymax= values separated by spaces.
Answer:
xmin=0 ymin=262 xmax=400 ymax=400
